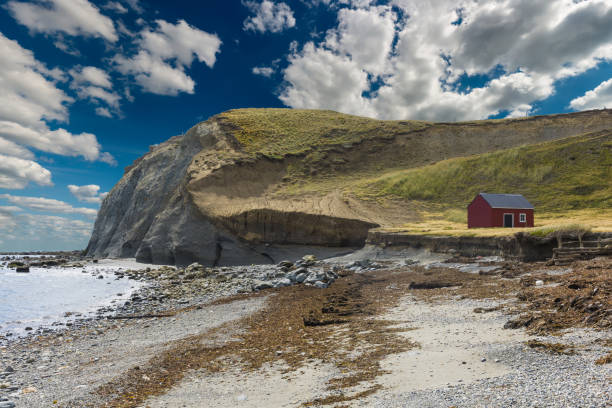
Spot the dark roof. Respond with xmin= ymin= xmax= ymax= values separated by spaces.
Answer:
xmin=479 ymin=193 xmax=534 ymax=209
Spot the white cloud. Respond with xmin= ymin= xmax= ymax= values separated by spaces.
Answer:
xmin=280 ymin=0 xmax=612 ymax=121
xmin=0 ymin=194 xmax=98 ymax=217
xmin=103 ymin=1 xmax=128 ymax=14
xmin=70 ymin=66 xmax=112 ymax=89
xmin=570 ymin=77 xmax=612 ymax=110
xmin=114 ymin=19 xmax=222 ymax=96
xmin=244 ymin=0 xmax=296 ymax=33
xmin=95 ymin=107 xmax=112 ymax=118
xmin=0 ymin=209 xmax=93 ymax=251
xmin=0 ymin=33 xmax=114 ymax=164
xmin=124 ymin=0 xmax=144 ymax=14
xmin=7 ymin=0 xmax=117 ymax=43
xmin=69 ymin=65 xmax=121 ymax=116
xmin=68 ymin=184 xmax=108 ymax=204
xmin=252 ymin=66 xmax=275 ymax=77
xmin=0 ymin=138 xmax=34 ymax=160
xmin=0 ymin=154 xmax=53 ymax=189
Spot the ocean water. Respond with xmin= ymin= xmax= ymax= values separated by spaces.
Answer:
xmin=0 ymin=257 xmax=146 ymax=337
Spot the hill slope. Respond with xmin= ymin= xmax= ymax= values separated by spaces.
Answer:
xmin=86 ymin=108 xmax=612 ymax=265
xmin=360 ymin=129 xmax=612 ymax=211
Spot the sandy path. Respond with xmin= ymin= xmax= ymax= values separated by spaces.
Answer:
xmin=370 ymin=296 xmax=525 ymax=393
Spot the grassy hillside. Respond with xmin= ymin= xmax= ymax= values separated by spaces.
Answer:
xmin=360 ymin=130 xmax=612 ymax=212
xmin=217 ymin=108 xmax=430 ymax=158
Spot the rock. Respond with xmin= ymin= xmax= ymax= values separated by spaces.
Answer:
xmin=277 ymin=260 xmax=293 ymax=269
xmin=302 ymin=255 xmax=317 ymax=266
xmin=0 ymin=401 xmax=16 ymax=408
xmin=97 ymin=275 xmax=104 ymax=279
xmin=252 ymin=280 xmax=273 ymax=291
xmin=4 ymin=367 xmax=14 ymax=373
xmin=273 ymin=278 xmax=292 ymax=288
xmin=15 ymin=266 xmax=30 ymax=273
xmin=287 ymin=267 xmax=308 ymax=282
xmin=21 ymin=386 xmax=37 ymax=394
xmin=295 ymin=272 xmax=308 ymax=283
xmin=236 ymin=394 xmax=247 ymax=401
xmin=535 ymin=280 xmax=544 ymax=286
xmin=314 ymin=281 xmax=328 ymax=289
xmin=481 ymin=357 xmax=487 ymax=362
xmin=0 ymin=382 xmax=10 ymax=389
xmin=304 ymin=272 xmax=324 ymax=284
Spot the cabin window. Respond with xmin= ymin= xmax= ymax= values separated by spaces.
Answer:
xmin=519 ymin=213 xmax=526 ymax=223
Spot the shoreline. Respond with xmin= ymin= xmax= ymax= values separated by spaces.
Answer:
xmin=0 ymin=250 xmax=610 ymax=407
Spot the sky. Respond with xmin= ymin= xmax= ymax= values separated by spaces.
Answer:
xmin=0 ymin=0 xmax=611 ymax=252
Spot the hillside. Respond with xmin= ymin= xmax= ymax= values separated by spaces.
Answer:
xmin=359 ymin=129 xmax=612 ymax=211
xmin=86 ymin=108 xmax=612 ymax=265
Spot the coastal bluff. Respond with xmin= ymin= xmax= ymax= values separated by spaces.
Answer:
xmin=86 ymin=108 xmax=612 ymax=266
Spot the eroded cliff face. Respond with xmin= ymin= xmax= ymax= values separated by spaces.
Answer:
xmin=86 ymin=119 xmax=377 ymax=265
xmin=86 ymin=109 xmax=612 ymax=266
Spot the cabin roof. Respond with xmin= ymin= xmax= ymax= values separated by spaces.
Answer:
xmin=479 ymin=193 xmax=534 ymax=209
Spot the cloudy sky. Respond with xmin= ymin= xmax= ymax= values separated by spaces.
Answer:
xmin=0 ymin=0 xmax=611 ymax=251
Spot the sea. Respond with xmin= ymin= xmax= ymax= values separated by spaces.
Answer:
xmin=0 ymin=256 xmax=146 ymax=339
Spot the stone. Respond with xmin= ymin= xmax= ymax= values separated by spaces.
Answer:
xmin=295 ymin=272 xmax=308 ymax=283
xmin=535 ymin=280 xmax=544 ymax=286
xmin=15 ymin=266 xmax=30 ymax=273
xmin=302 ymin=255 xmax=317 ymax=266
xmin=314 ymin=281 xmax=328 ymax=289
xmin=277 ymin=260 xmax=293 ymax=268
xmin=0 ymin=401 xmax=16 ymax=408
xmin=21 ymin=386 xmax=37 ymax=394
xmin=252 ymin=280 xmax=273 ymax=291
xmin=274 ymin=278 xmax=292 ymax=288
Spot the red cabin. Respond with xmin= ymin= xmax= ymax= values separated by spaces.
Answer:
xmin=468 ymin=193 xmax=534 ymax=228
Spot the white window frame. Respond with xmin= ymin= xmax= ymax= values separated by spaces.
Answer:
xmin=519 ymin=213 xmax=526 ymax=223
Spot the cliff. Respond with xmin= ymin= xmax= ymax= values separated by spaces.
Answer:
xmin=86 ymin=108 xmax=612 ymax=265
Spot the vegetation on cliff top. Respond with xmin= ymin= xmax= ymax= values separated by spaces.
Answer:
xmin=217 ymin=108 xmax=429 ymax=158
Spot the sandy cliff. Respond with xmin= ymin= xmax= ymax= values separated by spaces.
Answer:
xmin=86 ymin=108 xmax=612 ymax=265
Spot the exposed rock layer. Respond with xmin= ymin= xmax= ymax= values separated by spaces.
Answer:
xmin=86 ymin=109 xmax=612 ymax=266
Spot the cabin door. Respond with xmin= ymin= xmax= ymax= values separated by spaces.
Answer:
xmin=503 ymin=213 xmax=513 ymax=227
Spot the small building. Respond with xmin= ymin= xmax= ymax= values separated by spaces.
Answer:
xmin=468 ymin=193 xmax=534 ymax=228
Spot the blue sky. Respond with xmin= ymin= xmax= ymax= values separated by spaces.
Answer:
xmin=0 ymin=0 xmax=611 ymax=251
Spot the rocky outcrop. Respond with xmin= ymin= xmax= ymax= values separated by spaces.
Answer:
xmin=86 ymin=108 xmax=612 ymax=266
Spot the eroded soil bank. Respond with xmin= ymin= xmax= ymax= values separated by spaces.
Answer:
xmin=0 ymin=253 xmax=610 ymax=407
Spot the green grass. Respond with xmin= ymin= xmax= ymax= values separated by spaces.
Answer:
xmin=361 ymin=130 xmax=612 ymax=212
xmin=217 ymin=108 xmax=429 ymax=158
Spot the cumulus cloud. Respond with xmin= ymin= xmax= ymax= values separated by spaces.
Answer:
xmin=114 ymin=19 xmax=222 ymax=95
xmin=69 ymin=66 xmax=122 ymax=117
xmin=252 ymin=66 xmax=275 ymax=77
xmin=0 ymin=154 xmax=53 ymax=189
xmin=68 ymin=184 xmax=108 ymax=204
xmin=0 ymin=33 xmax=114 ymax=165
xmin=280 ymin=0 xmax=612 ymax=121
xmin=0 ymin=194 xmax=98 ymax=217
xmin=244 ymin=0 xmax=296 ymax=33
xmin=570 ymin=77 xmax=612 ymax=110
xmin=7 ymin=0 xmax=117 ymax=43
xmin=0 ymin=138 xmax=34 ymax=160
xmin=0 ymin=208 xmax=93 ymax=251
